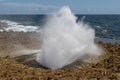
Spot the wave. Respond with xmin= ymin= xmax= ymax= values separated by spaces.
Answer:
xmin=0 ymin=20 xmax=40 ymax=32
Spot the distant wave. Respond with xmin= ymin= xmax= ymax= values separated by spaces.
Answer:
xmin=0 ymin=20 xmax=40 ymax=32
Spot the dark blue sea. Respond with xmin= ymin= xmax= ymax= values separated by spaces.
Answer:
xmin=0 ymin=15 xmax=120 ymax=43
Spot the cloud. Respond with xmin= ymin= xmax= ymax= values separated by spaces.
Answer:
xmin=0 ymin=2 xmax=58 ymax=11
xmin=0 ymin=2 xmax=60 ymax=14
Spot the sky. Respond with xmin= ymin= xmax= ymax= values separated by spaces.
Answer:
xmin=0 ymin=0 xmax=120 ymax=14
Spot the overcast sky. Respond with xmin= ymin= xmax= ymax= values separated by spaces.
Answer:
xmin=0 ymin=0 xmax=120 ymax=14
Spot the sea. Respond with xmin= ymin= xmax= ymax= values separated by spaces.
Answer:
xmin=0 ymin=15 xmax=120 ymax=43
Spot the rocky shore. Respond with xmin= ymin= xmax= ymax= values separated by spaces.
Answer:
xmin=0 ymin=32 xmax=120 ymax=80
xmin=0 ymin=32 xmax=41 ymax=57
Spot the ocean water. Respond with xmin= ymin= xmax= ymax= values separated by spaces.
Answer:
xmin=0 ymin=15 xmax=120 ymax=41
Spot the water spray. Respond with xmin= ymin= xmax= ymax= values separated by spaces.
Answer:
xmin=36 ymin=6 xmax=102 ymax=69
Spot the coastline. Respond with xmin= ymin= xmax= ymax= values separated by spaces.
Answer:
xmin=0 ymin=32 xmax=119 ymax=79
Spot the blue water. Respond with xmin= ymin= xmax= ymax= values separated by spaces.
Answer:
xmin=0 ymin=15 xmax=120 ymax=40
xmin=77 ymin=15 xmax=120 ymax=40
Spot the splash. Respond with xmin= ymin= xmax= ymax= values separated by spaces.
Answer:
xmin=36 ymin=6 xmax=102 ymax=69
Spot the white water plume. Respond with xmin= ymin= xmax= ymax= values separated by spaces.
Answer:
xmin=36 ymin=6 xmax=102 ymax=69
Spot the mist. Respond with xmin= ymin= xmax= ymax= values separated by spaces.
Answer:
xmin=36 ymin=6 xmax=102 ymax=69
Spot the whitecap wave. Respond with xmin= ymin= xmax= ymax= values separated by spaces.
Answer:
xmin=0 ymin=20 xmax=39 ymax=32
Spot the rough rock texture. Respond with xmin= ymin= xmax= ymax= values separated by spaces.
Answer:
xmin=0 ymin=32 xmax=120 ymax=80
